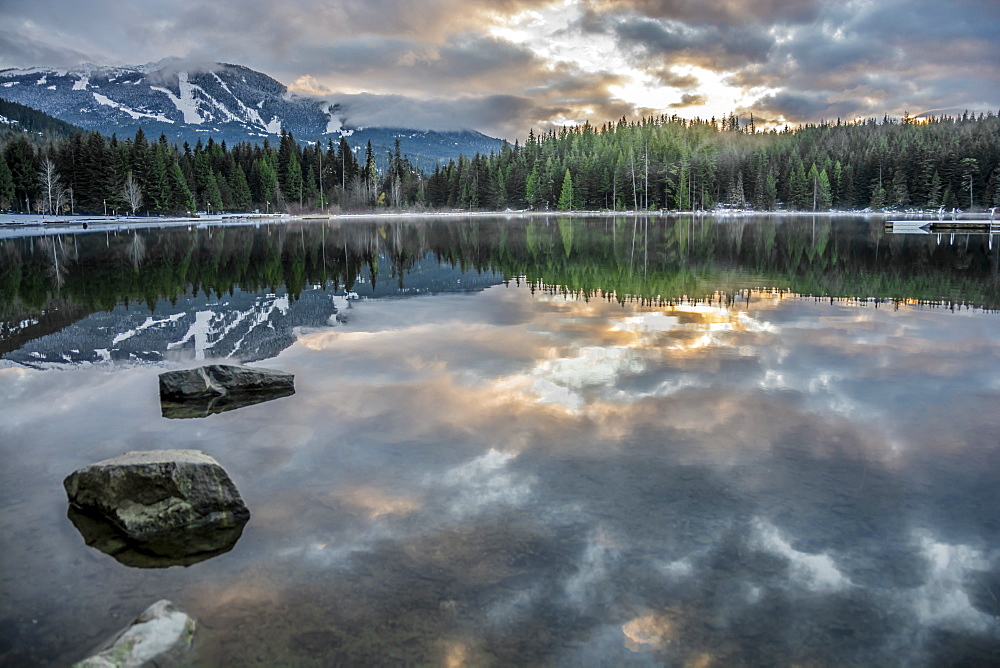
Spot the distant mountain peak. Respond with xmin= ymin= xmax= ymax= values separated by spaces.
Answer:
xmin=0 ymin=60 xmax=501 ymax=168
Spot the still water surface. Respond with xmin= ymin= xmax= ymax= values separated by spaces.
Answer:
xmin=1 ymin=215 xmax=999 ymax=665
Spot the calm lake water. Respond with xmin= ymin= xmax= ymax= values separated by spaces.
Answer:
xmin=1 ymin=214 xmax=999 ymax=666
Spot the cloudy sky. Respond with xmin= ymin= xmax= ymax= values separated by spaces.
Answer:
xmin=1 ymin=0 xmax=998 ymax=139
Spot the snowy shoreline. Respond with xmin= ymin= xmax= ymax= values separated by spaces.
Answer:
xmin=0 ymin=207 xmax=981 ymax=239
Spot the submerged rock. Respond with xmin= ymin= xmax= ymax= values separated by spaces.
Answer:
xmin=64 ymin=450 xmax=250 ymax=565
xmin=73 ymin=599 xmax=195 ymax=668
xmin=158 ymin=364 xmax=295 ymax=418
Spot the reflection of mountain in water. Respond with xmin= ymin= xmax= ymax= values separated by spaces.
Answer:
xmin=2 ymin=255 xmax=502 ymax=367
xmin=2 ymin=215 xmax=997 ymax=366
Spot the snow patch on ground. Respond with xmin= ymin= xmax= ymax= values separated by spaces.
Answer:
xmin=91 ymin=92 xmax=174 ymax=123
xmin=150 ymin=71 xmax=203 ymax=124
xmin=264 ymin=116 xmax=282 ymax=134
xmin=72 ymin=75 xmax=89 ymax=91
xmin=211 ymin=72 xmax=266 ymax=129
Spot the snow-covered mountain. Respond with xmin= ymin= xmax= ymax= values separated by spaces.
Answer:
xmin=0 ymin=59 xmax=502 ymax=168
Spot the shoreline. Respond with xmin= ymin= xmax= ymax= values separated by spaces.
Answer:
xmin=0 ymin=208 xmax=991 ymax=239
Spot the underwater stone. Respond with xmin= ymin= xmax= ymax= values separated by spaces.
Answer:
xmin=73 ymin=599 xmax=195 ymax=668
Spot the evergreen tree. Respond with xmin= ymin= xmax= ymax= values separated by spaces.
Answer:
xmin=816 ymin=169 xmax=832 ymax=209
xmin=169 ymin=162 xmax=195 ymax=212
xmin=557 ymin=169 xmax=574 ymax=211
xmin=230 ymin=164 xmax=252 ymax=211
xmin=0 ymin=155 xmax=14 ymax=209
xmin=4 ymin=134 xmax=38 ymax=212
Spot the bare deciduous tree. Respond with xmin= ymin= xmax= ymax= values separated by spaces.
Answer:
xmin=38 ymin=158 xmax=63 ymax=215
xmin=122 ymin=172 xmax=143 ymax=216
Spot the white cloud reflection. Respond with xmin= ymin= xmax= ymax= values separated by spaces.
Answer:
xmin=5 ymin=281 xmax=1000 ymax=665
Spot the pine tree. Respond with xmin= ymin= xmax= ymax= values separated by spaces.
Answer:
xmin=557 ymin=169 xmax=574 ymax=211
xmin=816 ymin=169 xmax=832 ymax=209
xmin=526 ymin=163 xmax=542 ymax=209
xmin=169 ymin=162 xmax=195 ymax=213
xmin=0 ymin=154 xmax=14 ymax=209
xmin=4 ymin=134 xmax=38 ymax=212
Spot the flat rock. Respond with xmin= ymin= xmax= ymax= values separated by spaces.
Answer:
xmin=64 ymin=450 xmax=250 ymax=558
xmin=73 ymin=599 xmax=195 ymax=668
xmin=158 ymin=364 xmax=294 ymax=400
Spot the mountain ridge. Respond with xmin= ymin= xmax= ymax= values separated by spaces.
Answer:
xmin=0 ymin=59 xmax=503 ymax=168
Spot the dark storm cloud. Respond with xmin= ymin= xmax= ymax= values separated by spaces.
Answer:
xmin=608 ymin=15 xmax=774 ymax=69
xmin=585 ymin=0 xmax=823 ymax=25
xmin=746 ymin=92 xmax=863 ymax=123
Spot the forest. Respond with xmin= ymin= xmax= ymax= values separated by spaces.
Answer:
xmin=1 ymin=109 xmax=999 ymax=215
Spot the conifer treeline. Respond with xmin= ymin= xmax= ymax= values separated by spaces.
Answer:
xmin=1 ymin=111 xmax=998 ymax=215
xmin=0 ymin=128 xmax=416 ymax=215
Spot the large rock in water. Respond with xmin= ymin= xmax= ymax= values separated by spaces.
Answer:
xmin=73 ymin=599 xmax=195 ymax=668
xmin=158 ymin=364 xmax=295 ymax=419
xmin=158 ymin=364 xmax=294 ymax=400
xmin=64 ymin=450 xmax=250 ymax=562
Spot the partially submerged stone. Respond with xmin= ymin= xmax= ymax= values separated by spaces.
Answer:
xmin=73 ymin=599 xmax=195 ymax=668
xmin=64 ymin=450 xmax=249 ymax=563
xmin=158 ymin=364 xmax=295 ymax=419
xmin=158 ymin=364 xmax=294 ymax=400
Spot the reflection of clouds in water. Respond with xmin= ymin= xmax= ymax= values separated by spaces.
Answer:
xmin=339 ymin=485 xmax=420 ymax=519
xmin=528 ymin=346 xmax=641 ymax=410
xmin=434 ymin=449 xmax=534 ymax=517
xmin=621 ymin=611 xmax=677 ymax=652
xmin=563 ymin=527 xmax=621 ymax=606
xmin=908 ymin=531 xmax=996 ymax=634
xmin=658 ymin=556 xmax=695 ymax=577
xmin=509 ymin=297 xmax=781 ymax=411
xmin=750 ymin=517 xmax=852 ymax=591
xmin=611 ymin=312 xmax=681 ymax=334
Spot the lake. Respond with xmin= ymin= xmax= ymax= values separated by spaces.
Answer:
xmin=1 ymin=214 xmax=999 ymax=666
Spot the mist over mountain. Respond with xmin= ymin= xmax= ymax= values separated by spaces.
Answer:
xmin=0 ymin=59 xmax=502 ymax=168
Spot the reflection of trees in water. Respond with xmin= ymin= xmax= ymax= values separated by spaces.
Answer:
xmin=125 ymin=232 xmax=146 ymax=269
xmin=1 ymin=217 xmax=997 ymax=324
xmin=41 ymin=236 xmax=72 ymax=290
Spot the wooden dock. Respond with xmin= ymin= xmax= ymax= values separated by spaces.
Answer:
xmin=886 ymin=220 xmax=999 ymax=234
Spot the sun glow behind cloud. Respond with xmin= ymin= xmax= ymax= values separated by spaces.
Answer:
xmin=488 ymin=0 xmax=777 ymax=127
